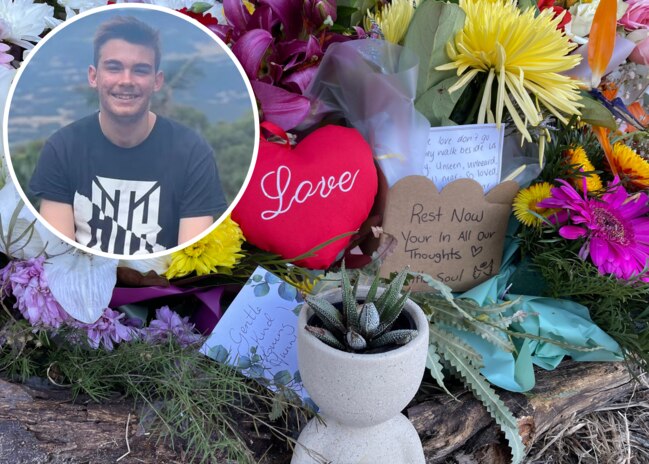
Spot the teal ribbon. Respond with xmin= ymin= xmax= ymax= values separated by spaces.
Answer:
xmin=450 ymin=235 xmax=623 ymax=393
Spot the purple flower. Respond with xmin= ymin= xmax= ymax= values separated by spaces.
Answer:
xmin=0 ymin=257 xmax=69 ymax=328
xmin=73 ymin=308 xmax=140 ymax=351
xmin=303 ymin=0 xmax=337 ymax=30
xmin=538 ymin=177 xmax=649 ymax=281
xmin=217 ymin=0 xmax=358 ymax=130
xmin=143 ymin=306 xmax=201 ymax=347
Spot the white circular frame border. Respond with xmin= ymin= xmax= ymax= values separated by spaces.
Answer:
xmin=2 ymin=3 xmax=260 ymax=261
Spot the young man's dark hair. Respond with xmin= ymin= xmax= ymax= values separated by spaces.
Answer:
xmin=93 ymin=16 xmax=162 ymax=71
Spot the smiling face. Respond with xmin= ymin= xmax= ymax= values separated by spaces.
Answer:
xmin=88 ymin=38 xmax=164 ymax=124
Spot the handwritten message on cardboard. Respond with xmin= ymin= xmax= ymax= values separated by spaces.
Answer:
xmin=423 ymin=124 xmax=505 ymax=192
xmin=200 ymin=266 xmax=307 ymax=399
xmin=380 ymin=177 xmax=519 ymax=292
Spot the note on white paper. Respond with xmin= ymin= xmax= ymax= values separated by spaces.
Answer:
xmin=200 ymin=266 xmax=310 ymax=401
xmin=423 ymin=124 xmax=504 ymax=192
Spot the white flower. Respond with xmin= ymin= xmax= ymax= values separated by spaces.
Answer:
xmin=58 ymin=0 xmax=105 ymax=18
xmin=0 ymin=181 xmax=45 ymax=259
xmin=0 ymin=0 xmax=61 ymax=48
xmin=0 ymin=65 xmax=15 ymax=145
xmin=44 ymin=251 xmax=118 ymax=324
xmin=566 ymin=0 xmax=628 ymax=41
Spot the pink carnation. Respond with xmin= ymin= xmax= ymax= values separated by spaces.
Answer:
xmin=0 ymin=257 xmax=69 ymax=328
xmin=538 ymin=177 xmax=649 ymax=281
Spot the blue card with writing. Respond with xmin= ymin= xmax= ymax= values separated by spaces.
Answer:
xmin=200 ymin=266 xmax=308 ymax=400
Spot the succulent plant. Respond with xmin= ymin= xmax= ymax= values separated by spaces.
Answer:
xmin=304 ymin=265 xmax=417 ymax=352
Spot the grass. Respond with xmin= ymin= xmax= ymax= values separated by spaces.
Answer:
xmin=0 ymin=316 xmax=313 ymax=463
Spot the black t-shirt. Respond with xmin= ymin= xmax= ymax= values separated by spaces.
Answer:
xmin=30 ymin=113 xmax=227 ymax=255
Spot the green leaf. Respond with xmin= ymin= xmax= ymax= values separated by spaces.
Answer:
xmin=369 ymin=329 xmax=417 ymax=348
xmin=429 ymin=324 xmax=483 ymax=367
xmin=269 ymin=392 xmax=286 ymax=421
xmin=516 ymin=0 xmax=538 ymax=13
xmin=440 ymin=343 xmax=525 ymax=464
xmin=578 ymin=91 xmax=617 ymax=130
xmin=305 ymin=326 xmax=346 ymax=351
xmin=278 ymin=282 xmax=297 ymax=301
xmin=403 ymin=0 xmax=465 ymax=99
xmin=426 ymin=341 xmax=454 ymax=397
xmin=254 ymin=283 xmax=270 ymax=297
xmin=190 ymin=2 xmax=213 ymax=13
xmin=305 ymin=296 xmax=346 ymax=334
xmin=415 ymin=75 xmax=467 ymax=126
xmin=273 ymin=370 xmax=293 ymax=386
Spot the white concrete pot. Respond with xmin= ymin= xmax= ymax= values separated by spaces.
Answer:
xmin=291 ymin=287 xmax=428 ymax=464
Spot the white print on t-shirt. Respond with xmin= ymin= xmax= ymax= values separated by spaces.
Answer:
xmin=259 ymin=165 xmax=360 ymax=220
xmin=73 ymin=176 xmax=165 ymax=254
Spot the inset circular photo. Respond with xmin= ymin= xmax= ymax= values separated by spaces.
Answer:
xmin=3 ymin=4 xmax=258 ymax=259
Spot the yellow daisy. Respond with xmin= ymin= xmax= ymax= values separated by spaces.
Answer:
xmin=365 ymin=0 xmax=416 ymax=44
xmin=513 ymin=182 xmax=557 ymax=227
xmin=609 ymin=142 xmax=649 ymax=190
xmin=166 ymin=216 xmax=246 ymax=279
xmin=437 ymin=0 xmax=582 ymax=141
xmin=563 ymin=146 xmax=603 ymax=192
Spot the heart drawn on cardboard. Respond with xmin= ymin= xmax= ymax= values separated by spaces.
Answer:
xmin=380 ymin=176 xmax=519 ymax=291
xmin=232 ymin=124 xmax=378 ymax=269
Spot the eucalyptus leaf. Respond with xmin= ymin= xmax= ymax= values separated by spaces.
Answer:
xmin=278 ymin=282 xmax=297 ymax=301
xmin=44 ymin=252 xmax=118 ymax=324
xmin=254 ymin=283 xmax=270 ymax=297
xmin=578 ymin=91 xmax=617 ymax=130
xmin=415 ymin=75 xmax=467 ymax=126
xmin=273 ymin=370 xmax=293 ymax=386
xmin=403 ymin=0 xmax=465 ymax=98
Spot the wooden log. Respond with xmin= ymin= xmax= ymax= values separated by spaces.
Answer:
xmin=0 ymin=379 xmax=181 ymax=463
xmin=0 ymin=361 xmax=633 ymax=463
xmin=407 ymin=361 xmax=633 ymax=463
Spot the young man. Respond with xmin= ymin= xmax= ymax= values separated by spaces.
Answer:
xmin=29 ymin=15 xmax=227 ymax=255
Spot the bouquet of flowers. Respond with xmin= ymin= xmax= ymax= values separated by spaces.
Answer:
xmin=0 ymin=0 xmax=647 ymax=462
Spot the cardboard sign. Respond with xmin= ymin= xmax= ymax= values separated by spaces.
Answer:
xmin=200 ymin=266 xmax=307 ymax=399
xmin=423 ymin=124 xmax=505 ymax=192
xmin=380 ymin=177 xmax=519 ymax=292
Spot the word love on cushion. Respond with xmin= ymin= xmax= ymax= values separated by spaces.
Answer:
xmin=233 ymin=123 xmax=378 ymax=269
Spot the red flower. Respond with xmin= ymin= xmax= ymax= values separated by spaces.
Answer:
xmin=537 ymin=0 xmax=572 ymax=31
xmin=178 ymin=8 xmax=219 ymax=29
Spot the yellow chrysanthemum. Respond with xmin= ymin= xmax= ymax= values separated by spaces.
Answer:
xmin=513 ymin=182 xmax=556 ymax=227
xmin=365 ymin=0 xmax=416 ymax=44
xmin=609 ymin=142 xmax=649 ymax=190
xmin=437 ymin=0 xmax=582 ymax=141
xmin=563 ymin=146 xmax=603 ymax=192
xmin=166 ymin=216 xmax=246 ymax=279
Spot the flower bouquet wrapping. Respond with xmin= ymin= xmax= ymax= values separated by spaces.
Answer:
xmin=0 ymin=0 xmax=647 ymax=462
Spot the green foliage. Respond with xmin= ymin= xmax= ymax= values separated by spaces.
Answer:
xmin=578 ymin=91 xmax=618 ymax=131
xmin=403 ymin=0 xmax=466 ymax=125
xmin=439 ymin=342 xmax=525 ymax=464
xmin=305 ymin=265 xmax=417 ymax=352
xmin=531 ymin=247 xmax=649 ymax=373
xmin=410 ymin=275 xmax=527 ymax=463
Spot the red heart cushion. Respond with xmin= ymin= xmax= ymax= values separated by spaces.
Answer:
xmin=232 ymin=124 xmax=378 ymax=269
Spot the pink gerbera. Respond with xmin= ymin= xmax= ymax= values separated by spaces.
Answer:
xmin=538 ymin=177 xmax=649 ymax=281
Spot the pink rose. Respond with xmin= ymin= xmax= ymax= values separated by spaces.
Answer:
xmin=628 ymin=29 xmax=649 ymax=64
xmin=619 ymin=0 xmax=649 ymax=30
